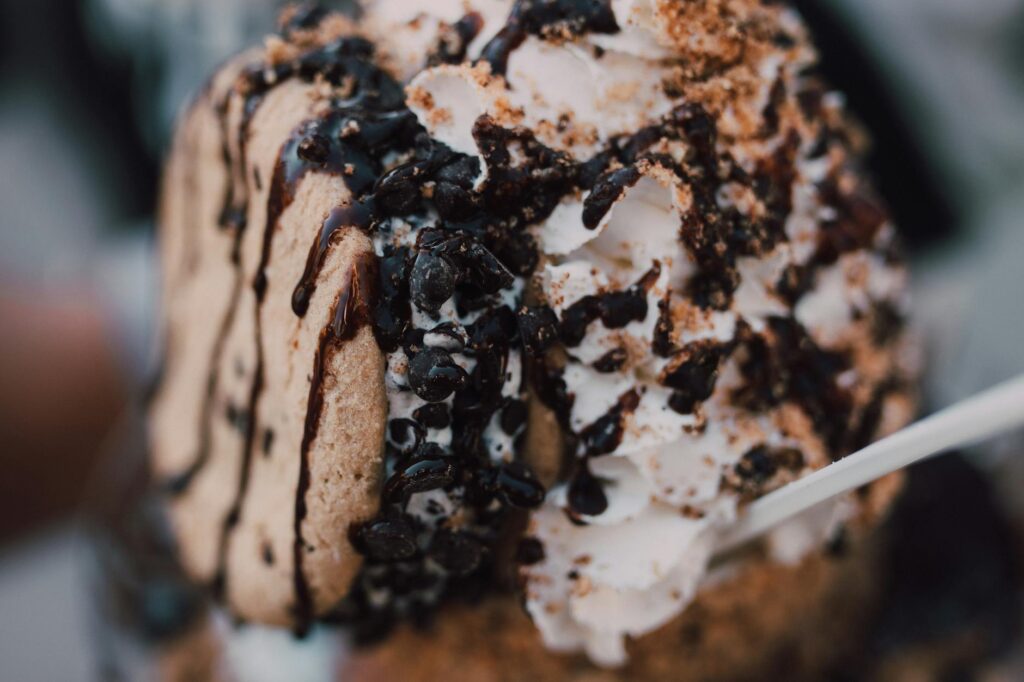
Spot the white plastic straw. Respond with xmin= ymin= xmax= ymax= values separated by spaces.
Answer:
xmin=714 ymin=374 xmax=1024 ymax=556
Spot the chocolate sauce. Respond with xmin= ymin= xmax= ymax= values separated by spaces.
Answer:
xmin=212 ymin=340 xmax=263 ymax=598
xmin=429 ymin=13 xmax=485 ymax=66
xmin=581 ymin=165 xmax=641 ymax=229
xmin=761 ymin=76 xmax=787 ymax=136
xmin=579 ymin=389 xmax=640 ymax=456
xmin=163 ymin=75 xmax=261 ymax=496
xmin=567 ymin=461 xmax=608 ymax=516
xmin=733 ymin=317 xmax=854 ymax=457
xmin=661 ymin=340 xmax=731 ymax=415
xmin=559 ymin=265 xmax=658 ymax=347
xmin=480 ymin=0 xmax=619 ymax=76
xmin=292 ymin=200 xmax=375 ymax=316
xmin=294 ymin=254 xmax=378 ymax=629
xmin=727 ymin=444 xmax=805 ymax=499
xmin=255 ymin=112 xmax=380 ymax=301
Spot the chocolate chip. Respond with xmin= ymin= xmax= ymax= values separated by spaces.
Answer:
xmin=493 ymin=231 xmax=539 ymax=276
xmin=429 ymin=530 xmax=483 ymax=575
xmin=383 ymin=455 xmax=458 ymax=503
xmin=593 ymin=347 xmax=628 ymax=373
xmin=467 ymin=305 xmax=518 ymax=351
xmin=599 ymin=290 xmax=647 ymax=329
xmin=516 ymin=537 xmax=546 ymax=565
xmin=579 ymin=391 xmax=639 ymax=456
xmin=560 ymin=296 xmax=601 ymax=347
xmin=280 ymin=3 xmax=330 ymax=34
xmin=422 ymin=325 xmax=464 ymax=355
xmin=434 ymin=181 xmax=479 ymax=221
xmin=413 ymin=403 xmax=451 ymax=430
xmin=296 ymin=133 xmax=330 ymax=163
xmin=375 ymin=162 xmax=426 ymax=216
xmin=435 ymin=155 xmax=481 ymax=188
xmin=358 ymin=516 xmax=419 ymax=561
xmin=568 ymin=463 xmax=607 ymax=516
xmin=736 ymin=446 xmax=805 ymax=485
xmin=461 ymin=241 xmax=515 ymax=294
xmin=661 ymin=342 xmax=727 ymax=414
xmin=410 ymin=252 xmax=458 ymax=314
xmin=736 ymin=446 xmax=778 ymax=483
xmin=502 ymin=467 xmax=546 ymax=508
xmin=388 ymin=418 xmax=425 ymax=455
xmin=517 ymin=306 xmax=560 ymax=355
xmin=408 ymin=347 xmax=469 ymax=402
xmin=582 ymin=166 xmax=641 ymax=228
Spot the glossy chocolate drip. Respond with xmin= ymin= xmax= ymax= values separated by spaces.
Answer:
xmin=566 ymin=390 xmax=640 ymax=517
xmin=581 ymin=165 xmax=642 ymax=229
xmin=171 ymin=34 xmax=415 ymax=608
xmin=725 ymin=444 xmax=806 ymax=500
xmin=163 ymin=277 xmax=242 ymax=496
xmin=559 ymin=264 xmax=660 ymax=348
xmin=214 ymin=34 xmax=547 ymax=631
xmin=567 ymin=461 xmax=608 ymax=517
xmin=734 ymin=317 xmax=854 ymax=457
xmin=661 ymin=340 xmax=732 ymax=415
xmin=429 ymin=12 xmax=485 ymax=66
xmin=293 ymin=200 xmax=376 ymax=316
xmin=212 ymin=338 xmax=263 ymax=598
xmin=294 ymin=254 xmax=378 ymax=631
xmin=480 ymin=0 xmax=619 ymax=76
xmin=216 ymin=93 xmax=247 ymax=236
xmin=164 ymin=75 xmax=264 ymax=496
xmin=255 ymin=111 xmax=381 ymax=301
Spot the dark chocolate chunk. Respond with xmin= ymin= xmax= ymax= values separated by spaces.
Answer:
xmin=516 ymin=537 xmax=546 ymax=565
xmin=413 ymin=403 xmax=451 ymax=430
xmin=408 ymin=347 xmax=469 ymax=402
xmin=410 ymin=252 xmax=459 ymax=314
xmin=383 ymin=456 xmax=458 ymax=503
xmin=593 ymin=347 xmax=628 ymax=373
xmin=517 ymin=306 xmax=560 ymax=355
xmin=388 ymin=418 xmax=425 ymax=456
xmin=491 ymin=462 xmax=546 ymax=508
xmin=567 ymin=463 xmax=608 ymax=516
xmin=661 ymin=342 xmax=729 ymax=414
xmin=357 ymin=516 xmax=419 ymax=562
xmin=429 ymin=530 xmax=483 ymax=575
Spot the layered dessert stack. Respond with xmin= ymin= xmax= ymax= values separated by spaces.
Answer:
xmin=148 ymin=1 xmax=917 ymax=679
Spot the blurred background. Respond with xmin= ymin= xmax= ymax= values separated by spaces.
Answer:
xmin=0 ymin=0 xmax=1023 ymax=679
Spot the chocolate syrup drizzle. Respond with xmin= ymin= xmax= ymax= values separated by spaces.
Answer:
xmin=162 ymin=2 xmax=908 ymax=641
xmin=294 ymin=255 xmax=378 ymax=627
xmin=480 ymin=0 xmax=619 ymax=75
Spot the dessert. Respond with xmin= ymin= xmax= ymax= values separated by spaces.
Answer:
xmin=148 ymin=0 xmax=917 ymax=676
